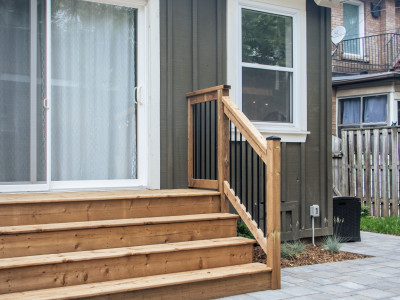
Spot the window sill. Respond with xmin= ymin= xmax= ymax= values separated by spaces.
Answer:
xmin=254 ymin=124 xmax=310 ymax=143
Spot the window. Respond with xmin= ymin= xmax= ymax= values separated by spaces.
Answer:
xmin=343 ymin=1 xmax=364 ymax=56
xmin=227 ymin=0 xmax=308 ymax=143
xmin=242 ymin=9 xmax=293 ymax=123
xmin=338 ymin=95 xmax=388 ymax=136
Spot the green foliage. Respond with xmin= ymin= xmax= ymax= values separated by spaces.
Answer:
xmin=237 ymin=220 xmax=254 ymax=239
xmin=280 ymin=241 xmax=305 ymax=259
xmin=323 ymin=235 xmax=344 ymax=253
xmin=360 ymin=216 xmax=400 ymax=235
xmin=361 ymin=205 xmax=371 ymax=217
xmin=242 ymin=9 xmax=292 ymax=67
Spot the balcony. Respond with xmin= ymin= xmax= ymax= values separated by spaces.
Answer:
xmin=332 ymin=33 xmax=400 ymax=76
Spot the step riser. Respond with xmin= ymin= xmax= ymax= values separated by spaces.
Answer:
xmin=0 ymin=245 xmax=253 ymax=294
xmin=0 ymin=219 xmax=237 ymax=258
xmin=82 ymin=272 xmax=271 ymax=300
xmin=0 ymin=196 xmax=220 ymax=226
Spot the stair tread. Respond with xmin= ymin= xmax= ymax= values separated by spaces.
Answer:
xmin=0 ymin=237 xmax=255 ymax=270
xmin=0 ymin=263 xmax=270 ymax=300
xmin=0 ymin=213 xmax=238 ymax=234
xmin=0 ymin=189 xmax=220 ymax=204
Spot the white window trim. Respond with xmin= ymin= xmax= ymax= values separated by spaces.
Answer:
xmin=342 ymin=0 xmax=365 ymax=57
xmin=336 ymin=94 xmax=389 ymax=135
xmin=227 ymin=0 xmax=309 ymax=143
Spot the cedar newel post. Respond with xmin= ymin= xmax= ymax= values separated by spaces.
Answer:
xmin=266 ymin=136 xmax=281 ymax=289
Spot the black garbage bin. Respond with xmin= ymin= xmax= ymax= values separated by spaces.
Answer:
xmin=333 ymin=196 xmax=361 ymax=242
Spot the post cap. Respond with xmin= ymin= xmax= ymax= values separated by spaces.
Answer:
xmin=266 ymin=136 xmax=281 ymax=141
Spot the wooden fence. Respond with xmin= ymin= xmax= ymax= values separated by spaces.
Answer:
xmin=333 ymin=127 xmax=400 ymax=217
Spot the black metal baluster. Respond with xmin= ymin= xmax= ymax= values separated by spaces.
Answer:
xmin=256 ymin=155 xmax=260 ymax=228
xmin=214 ymin=100 xmax=218 ymax=180
xmin=263 ymin=162 xmax=266 ymax=235
xmin=199 ymin=103 xmax=202 ymax=179
xmin=229 ymin=121 xmax=232 ymax=184
xmin=250 ymin=147 xmax=254 ymax=217
xmin=208 ymin=101 xmax=212 ymax=180
xmin=245 ymin=141 xmax=249 ymax=212
xmin=239 ymin=133 xmax=243 ymax=202
xmin=234 ymin=126 xmax=237 ymax=193
xmin=193 ymin=104 xmax=197 ymax=179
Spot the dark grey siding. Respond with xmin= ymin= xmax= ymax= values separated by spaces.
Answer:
xmin=160 ymin=0 xmax=332 ymax=240
xmin=160 ymin=0 xmax=226 ymax=189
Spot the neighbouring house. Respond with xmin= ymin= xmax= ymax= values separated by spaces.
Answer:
xmin=0 ymin=0 xmax=332 ymax=298
xmin=331 ymin=0 xmax=400 ymax=136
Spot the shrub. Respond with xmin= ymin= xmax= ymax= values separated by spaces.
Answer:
xmin=323 ymin=235 xmax=344 ymax=253
xmin=237 ymin=220 xmax=254 ymax=239
xmin=281 ymin=241 xmax=305 ymax=259
xmin=361 ymin=205 xmax=370 ymax=217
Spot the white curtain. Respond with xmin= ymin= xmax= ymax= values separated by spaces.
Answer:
xmin=51 ymin=0 xmax=137 ymax=181
xmin=341 ymin=98 xmax=360 ymax=124
xmin=363 ymin=95 xmax=387 ymax=123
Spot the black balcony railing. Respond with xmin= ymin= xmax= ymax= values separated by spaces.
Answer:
xmin=332 ymin=33 xmax=400 ymax=75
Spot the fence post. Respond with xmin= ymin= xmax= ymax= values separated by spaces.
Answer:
xmin=266 ymin=136 xmax=281 ymax=290
xmin=217 ymin=87 xmax=231 ymax=213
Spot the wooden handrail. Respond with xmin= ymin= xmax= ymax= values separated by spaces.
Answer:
xmin=222 ymin=96 xmax=268 ymax=164
xmin=187 ymin=85 xmax=281 ymax=289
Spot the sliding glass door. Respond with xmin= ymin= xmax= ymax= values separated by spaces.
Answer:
xmin=0 ymin=0 xmax=143 ymax=191
xmin=0 ymin=0 xmax=48 ymax=191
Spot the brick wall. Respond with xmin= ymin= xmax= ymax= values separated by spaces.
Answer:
xmin=331 ymin=0 xmax=398 ymax=35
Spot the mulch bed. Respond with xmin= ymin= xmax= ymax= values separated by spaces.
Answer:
xmin=253 ymin=244 xmax=370 ymax=268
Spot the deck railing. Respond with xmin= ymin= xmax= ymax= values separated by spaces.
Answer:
xmin=187 ymin=85 xmax=281 ymax=289
xmin=332 ymin=33 xmax=400 ymax=74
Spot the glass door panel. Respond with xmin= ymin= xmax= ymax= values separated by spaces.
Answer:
xmin=0 ymin=0 xmax=47 ymax=189
xmin=50 ymin=0 xmax=138 ymax=183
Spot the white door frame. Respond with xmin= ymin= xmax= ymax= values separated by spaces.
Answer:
xmin=0 ymin=0 xmax=160 ymax=193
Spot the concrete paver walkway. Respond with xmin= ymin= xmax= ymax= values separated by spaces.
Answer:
xmin=221 ymin=232 xmax=400 ymax=299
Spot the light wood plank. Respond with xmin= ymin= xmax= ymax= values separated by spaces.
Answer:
xmin=373 ymin=129 xmax=380 ymax=217
xmin=218 ymin=90 xmax=230 ymax=213
xmin=186 ymin=85 xmax=231 ymax=97
xmin=341 ymin=132 xmax=349 ymax=195
xmin=224 ymin=181 xmax=267 ymax=254
xmin=188 ymin=179 xmax=218 ymax=190
xmin=0 ymin=217 xmax=237 ymax=258
xmin=0 ymin=237 xmax=254 ymax=270
xmin=381 ymin=129 xmax=389 ymax=216
xmin=0 ymin=196 xmax=221 ymax=226
xmin=364 ymin=130 xmax=371 ymax=207
xmin=391 ymin=128 xmax=399 ymax=216
xmin=0 ymin=213 xmax=238 ymax=234
xmin=0 ymin=263 xmax=270 ymax=300
xmin=266 ymin=138 xmax=281 ymax=290
xmin=222 ymin=96 xmax=268 ymax=164
xmin=348 ymin=131 xmax=355 ymax=196
xmin=356 ymin=130 xmax=363 ymax=199
xmin=0 ymin=239 xmax=254 ymax=294
xmin=0 ymin=189 xmax=220 ymax=205
xmin=188 ymin=97 xmax=194 ymax=187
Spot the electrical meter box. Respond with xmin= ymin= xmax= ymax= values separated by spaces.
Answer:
xmin=310 ymin=205 xmax=320 ymax=217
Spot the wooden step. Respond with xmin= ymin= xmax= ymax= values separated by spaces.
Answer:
xmin=0 ymin=237 xmax=255 ymax=294
xmin=0 ymin=213 xmax=238 ymax=258
xmin=0 ymin=263 xmax=271 ymax=300
xmin=0 ymin=189 xmax=221 ymax=226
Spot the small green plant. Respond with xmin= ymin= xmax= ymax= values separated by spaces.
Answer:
xmin=237 ymin=220 xmax=254 ymax=239
xmin=280 ymin=241 xmax=305 ymax=259
xmin=323 ymin=235 xmax=345 ymax=253
xmin=361 ymin=205 xmax=371 ymax=217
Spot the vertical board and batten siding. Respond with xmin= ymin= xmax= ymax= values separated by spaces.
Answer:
xmin=160 ymin=0 xmax=332 ymax=241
